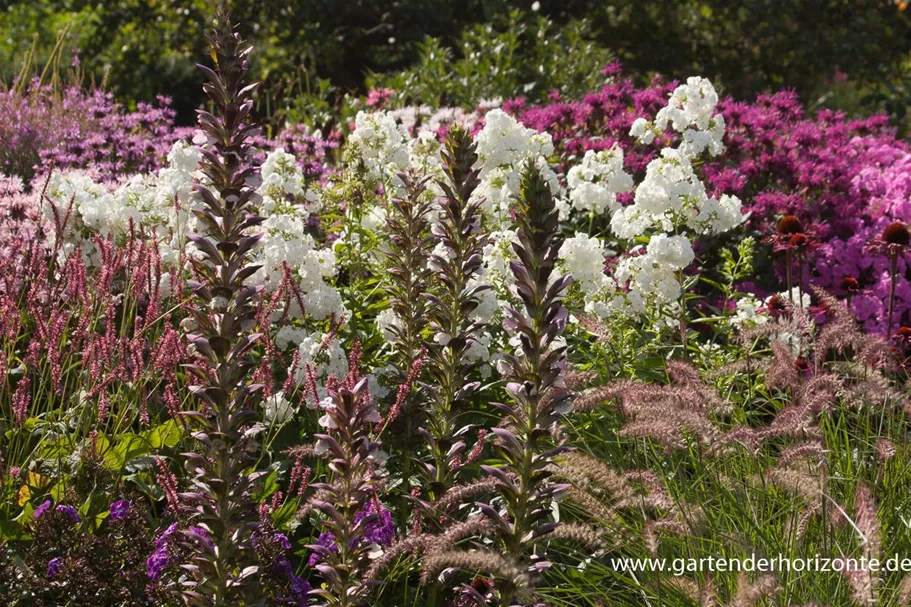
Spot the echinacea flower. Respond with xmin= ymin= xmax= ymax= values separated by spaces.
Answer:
xmin=777 ymin=215 xmax=804 ymax=235
xmin=763 ymin=294 xmax=789 ymax=319
xmin=866 ymin=220 xmax=911 ymax=256
xmin=840 ymin=276 xmax=861 ymax=294
xmin=765 ymin=215 xmax=818 ymax=253
xmin=865 ymin=221 xmax=911 ymax=337
xmin=883 ymin=221 xmax=910 ymax=245
xmin=788 ymin=233 xmax=809 ymax=251
xmin=894 ymin=326 xmax=911 ymax=344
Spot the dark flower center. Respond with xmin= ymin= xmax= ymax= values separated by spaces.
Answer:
xmin=767 ymin=295 xmax=787 ymax=311
xmin=840 ymin=276 xmax=860 ymax=292
xmin=788 ymin=233 xmax=808 ymax=249
xmin=776 ymin=215 xmax=803 ymax=235
xmin=882 ymin=221 xmax=910 ymax=245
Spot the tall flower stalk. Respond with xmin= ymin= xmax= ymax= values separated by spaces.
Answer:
xmin=177 ymin=12 xmax=268 ymax=604
xmin=422 ymin=125 xmax=489 ymax=500
xmin=482 ymin=163 xmax=574 ymax=603
xmin=308 ymin=376 xmax=389 ymax=607
xmin=431 ymin=164 xmax=573 ymax=605
xmin=770 ymin=215 xmax=804 ymax=306
xmin=381 ymin=172 xmax=434 ymax=505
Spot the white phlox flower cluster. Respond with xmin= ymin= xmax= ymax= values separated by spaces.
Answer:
xmin=473 ymin=109 xmax=558 ymax=221
xmin=251 ymin=211 xmax=344 ymax=322
xmin=408 ymin=130 xmax=444 ymax=187
xmin=375 ymin=308 xmax=403 ymax=342
xmin=465 ymin=331 xmax=495 ymax=378
xmin=611 ymin=148 xmax=743 ymax=239
xmin=289 ymin=331 xmax=350 ymax=401
xmin=603 ymin=234 xmax=695 ymax=316
xmin=560 ymin=146 xmax=633 ymax=219
xmin=263 ymin=390 xmax=294 ymax=424
xmin=557 ymin=233 xmax=612 ymax=313
xmin=347 ymin=110 xmax=411 ymax=185
xmin=247 ymin=148 xmax=344 ymax=322
xmin=479 ymin=228 xmax=518 ymax=299
xmin=731 ymin=295 xmax=769 ymax=328
xmin=629 ymin=76 xmax=725 ymax=159
xmin=43 ymin=141 xmax=203 ymax=268
xmin=259 ymin=147 xmax=321 ymax=215
xmin=602 ymin=79 xmax=746 ymax=320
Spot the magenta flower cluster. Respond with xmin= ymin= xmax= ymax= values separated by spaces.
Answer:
xmin=0 ymin=81 xmax=337 ymax=188
xmin=493 ymin=66 xmax=911 ymax=333
xmin=0 ymin=80 xmax=193 ymax=183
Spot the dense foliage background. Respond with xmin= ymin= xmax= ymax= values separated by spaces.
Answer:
xmin=3 ymin=1 xmax=909 ymax=127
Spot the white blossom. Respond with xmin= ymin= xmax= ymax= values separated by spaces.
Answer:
xmin=348 ymin=110 xmax=411 ymax=183
xmin=263 ymin=391 xmax=294 ymax=424
xmin=563 ymin=146 xmax=633 ymax=218
xmin=473 ymin=109 xmax=558 ymax=220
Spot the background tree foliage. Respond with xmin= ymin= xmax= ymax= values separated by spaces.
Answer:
xmin=1 ymin=0 xmax=909 ymax=124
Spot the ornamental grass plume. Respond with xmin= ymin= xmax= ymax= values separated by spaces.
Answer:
xmin=729 ymin=573 xmax=780 ymax=607
xmin=422 ymin=124 xmax=489 ymax=500
xmin=173 ymin=12 xmax=271 ymax=604
xmin=841 ymin=483 xmax=882 ymax=607
xmin=603 ymin=361 xmax=728 ymax=451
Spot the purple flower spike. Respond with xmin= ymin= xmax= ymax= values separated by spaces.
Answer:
xmin=274 ymin=532 xmax=292 ymax=550
xmin=353 ymin=500 xmax=395 ymax=546
xmin=307 ymin=532 xmax=338 ymax=566
xmin=188 ymin=525 xmax=214 ymax=550
xmin=146 ymin=548 xmax=170 ymax=581
xmin=289 ymin=574 xmax=312 ymax=606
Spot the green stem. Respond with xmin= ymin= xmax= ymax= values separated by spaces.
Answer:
xmin=888 ymin=253 xmax=898 ymax=339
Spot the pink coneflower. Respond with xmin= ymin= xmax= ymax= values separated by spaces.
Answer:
xmin=839 ymin=276 xmax=866 ymax=309
xmin=764 ymin=294 xmax=789 ymax=319
xmin=866 ymin=220 xmax=911 ymax=338
xmin=788 ymin=233 xmax=808 ymax=250
xmin=766 ymin=215 xmax=816 ymax=308
xmin=882 ymin=221 xmax=910 ymax=246
xmin=777 ymin=215 xmax=804 ymax=235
